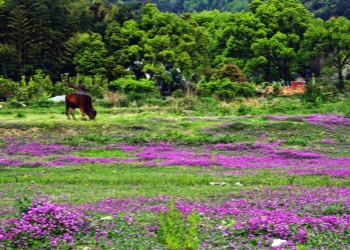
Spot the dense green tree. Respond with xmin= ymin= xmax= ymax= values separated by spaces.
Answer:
xmin=105 ymin=20 xmax=145 ymax=79
xmin=301 ymin=16 xmax=350 ymax=90
xmin=0 ymin=43 xmax=16 ymax=77
xmin=224 ymin=0 xmax=312 ymax=82
xmin=303 ymin=0 xmax=350 ymax=20
xmin=105 ymin=4 xmax=209 ymax=81
xmin=0 ymin=0 xmax=79 ymax=80
xmin=113 ymin=2 xmax=143 ymax=25
xmin=216 ymin=62 xmax=247 ymax=82
xmin=5 ymin=5 xmax=34 ymax=77
xmin=73 ymin=33 xmax=108 ymax=77
xmin=191 ymin=10 xmax=235 ymax=66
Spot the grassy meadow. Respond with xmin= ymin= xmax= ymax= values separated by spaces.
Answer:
xmin=1 ymin=95 xmax=350 ymax=249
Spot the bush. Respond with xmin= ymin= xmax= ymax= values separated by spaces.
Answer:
xmin=109 ymin=76 xmax=156 ymax=94
xmin=194 ymin=78 xmax=255 ymax=101
xmin=302 ymin=83 xmax=331 ymax=107
xmin=8 ymin=100 xmax=23 ymax=108
xmin=156 ymin=202 xmax=201 ymax=250
xmin=23 ymin=70 xmax=54 ymax=100
xmin=16 ymin=112 xmax=26 ymax=118
xmin=98 ymin=100 xmax=115 ymax=108
xmin=172 ymin=89 xmax=185 ymax=98
xmin=24 ymin=98 xmax=54 ymax=108
xmin=272 ymin=83 xmax=283 ymax=96
xmin=119 ymin=97 xmax=130 ymax=107
xmin=237 ymin=105 xmax=252 ymax=116
xmin=0 ymin=77 xmax=23 ymax=101
xmin=73 ymin=74 xmax=108 ymax=98
xmin=145 ymin=97 xmax=167 ymax=107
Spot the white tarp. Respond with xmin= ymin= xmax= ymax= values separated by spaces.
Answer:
xmin=48 ymin=95 xmax=66 ymax=102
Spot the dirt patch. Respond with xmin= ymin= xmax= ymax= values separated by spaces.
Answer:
xmin=0 ymin=127 xmax=40 ymax=138
xmin=264 ymin=86 xmax=305 ymax=96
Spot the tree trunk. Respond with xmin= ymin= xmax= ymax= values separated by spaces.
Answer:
xmin=338 ymin=68 xmax=344 ymax=90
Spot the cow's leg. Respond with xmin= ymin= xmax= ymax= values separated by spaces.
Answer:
xmin=66 ymin=105 xmax=75 ymax=120
xmin=66 ymin=105 xmax=70 ymax=120
xmin=70 ymin=108 xmax=76 ymax=120
xmin=79 ymin=107 xmax=86 ymax=120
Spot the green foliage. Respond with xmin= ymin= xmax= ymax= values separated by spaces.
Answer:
xmin=216 ymin=62 xmax=247 ymax=82
xmin=157 ymin=202 xmax=201 ymax=249
xmin=24 ymin=98 xmax=54 ymax=108
xmin=286 ymin=137 xmax=309 ymax=146
xmin=302 ymin=83 xmax=331 ymax=107
xmin=73 ymin=33 xmax=108 ymax=77
xmin=237 ymin=105 xmax=252 ymax=116
xmin=172 ymin=89 xmax=185 ymax=98
xmin=52 ymin=73 xmax=72 ymax=96
xmin=109 ymin=76 xmax=156 ymax=94
xmin=301 ymin=17 xmax=350 ymax=90
xmin=16 ymin=112 xmax=26 ymax=118
xmin=98 ymin=100 xmax=115 ymax=108
xmin=0 ymin=77 xmax=22 ymax=101
xmin=72 ymin=74 xmax=108 ymax=98
xmin=14 ymin=196 xmax=32 ymax=216
xmin=272 ymin=83 xmax=283 ymax=96
xmin=195 ymin=78 xmax=255 ymax=101
xmin=23 ymin=70 xmax=53 ymax=100
xmin=268 ymin=102 xmax=300 ymax=114
xmin=8 ymin=100 xmax=23 ymax=108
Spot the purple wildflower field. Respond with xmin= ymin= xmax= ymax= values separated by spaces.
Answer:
xmin=0 ymin=113 xmax=350 ymax=249
xmin=1 ymin=136 xmax=350 ymax=178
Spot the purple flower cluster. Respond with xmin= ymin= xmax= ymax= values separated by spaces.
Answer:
xmin=133 ymin=142 xmax=350 ymax=177
xmin=0 ymin=200 xmax=91 ymax=248
xmin=1 ymin=137 xmax=350 ymax=177
xmin=264 ymin=113 xmax=350 ymax=130
xmin=69 ymin=186 xmax=350 ymax=248
xmin=1 ymin=186 xmax=350 ymax=248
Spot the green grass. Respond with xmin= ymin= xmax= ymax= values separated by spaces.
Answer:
xmin=0 ymin=97 xmax=349 ymax=204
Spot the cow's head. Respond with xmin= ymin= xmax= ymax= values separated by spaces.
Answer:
xmin=87 ymin=109 xmax=97 ymax=120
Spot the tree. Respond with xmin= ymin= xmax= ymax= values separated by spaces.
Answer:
xmin=0 ymin=0 xmax=80 ymax=81
xmin=105 ymin=4 xmax=209 ymax=82
xmin=216 ymin=62 xmax=247 ymax=82
xmin=301 ymin=16 xmax=350 ymax=90
xmin=6 ymin=5 xmax=34 ymax=77
xmin=0 ymin=43 xmax=16 ymax=77
xmin=73 ymin=33 xmax=108 ymax=77
xmin=223 ymin=0 xmax=312 ymax=83
xmin=191 ymin=10 xmax=235 ymax=66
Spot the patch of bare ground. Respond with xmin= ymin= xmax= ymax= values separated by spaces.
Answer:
xmin=0 ymin=127 xmax=40 ymax=138
xmin=264 ymin=86 xmax=305 ymax=96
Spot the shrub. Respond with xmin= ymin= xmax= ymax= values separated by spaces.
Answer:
xmin=156 ymin=202 xmax=201 ymax=250
xmin=272 ymin=83 xmax=283 ymax=96
xmin=119 ymin=97 xmax=130 ymax=107
xmin=24 ymin=98 xmax=54 ymax=108
xmin=194 ymin=78 xmax=255 ymax=101
xmin=235 ymin=82 xmax=256 ymax=98
xmin=0 ymin=77 xmax=23 ymax=101
xmin=109 ymin=76 xmax=156 ymax=94
xmin=8 ymin=100 xmax=23 ymax=108
xmin=98 ymin=99 xmax=115 ymax=108
xmin=23 ymin=70 xmax=53 ymax=100
xmin=16 ymin=112 xmax=26 ymax=118
xmin=216 ymin=62 xmax=247 ymax=82
xmin=302 ymin=83 xmax=331 ymax=107
xmin=237 ymin=105 xmax=252 ymax=116
xmin=172 ymin=89 xmax=185 ymax=98
xmin=73 ymin=74 xmax=108 ymax=98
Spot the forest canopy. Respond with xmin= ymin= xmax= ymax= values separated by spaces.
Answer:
xmin=0 ymin=0 xmax=350 ymax=100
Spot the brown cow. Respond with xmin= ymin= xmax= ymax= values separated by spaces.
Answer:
xmin=65 ymin=93 xmax=97 ymax=120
